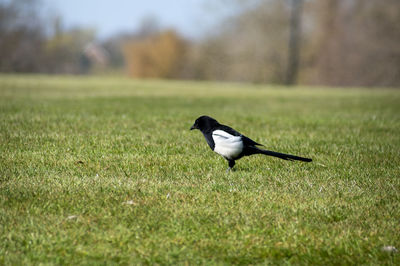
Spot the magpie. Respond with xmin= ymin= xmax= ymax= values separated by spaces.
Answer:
xmin=190 ymin=115 xmax=312 ymax=170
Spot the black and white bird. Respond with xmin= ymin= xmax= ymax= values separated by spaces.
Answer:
xmin=190 ymin=115 xmax=312 ymax=171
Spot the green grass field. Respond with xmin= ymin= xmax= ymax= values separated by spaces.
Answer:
xmin=1 ymin=74 xmax=399 ymax=264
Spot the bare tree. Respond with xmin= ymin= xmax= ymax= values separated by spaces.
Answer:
xmin=307 ymin=0 xmax=400 ymax=87
xmin=0 ymin=0 xmax=46 ymax=72
xmin=286 ymin=0 xmax=304 ymax=85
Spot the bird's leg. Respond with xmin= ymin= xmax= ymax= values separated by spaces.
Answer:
xmin=226 ymin=160 xmax=235 ymax=173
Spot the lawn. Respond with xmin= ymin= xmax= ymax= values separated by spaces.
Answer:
xmin=0 ymin=74 xmax=399 ymax=264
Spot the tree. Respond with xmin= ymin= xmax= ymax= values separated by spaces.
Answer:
xmin=0 ymin=0 xmax=46 ymax=72
xmin=307 ymin=0 xmax=400 ymax=87
xmin=286 ymin=0 xmax=304 ymax=85
xmin=123 ymin=30 xmax=187 ymax=78
xmin=0 ymin=0 xmax=98 ymax=74
xmin=185 ymin=0 xmax=290 ymax=83
xmin=44 ymin=26 xmax=96 ymax=74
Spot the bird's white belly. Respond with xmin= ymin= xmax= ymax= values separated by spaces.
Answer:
xmin=212 ymin=130 xmax=243 ymax=160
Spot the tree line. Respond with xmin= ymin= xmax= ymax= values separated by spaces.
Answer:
xmin=1 ymin=0 xmax=399 ymax=87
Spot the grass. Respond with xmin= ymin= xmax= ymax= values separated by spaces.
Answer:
xmin=0 ymin=74 xmax=399 ymax=265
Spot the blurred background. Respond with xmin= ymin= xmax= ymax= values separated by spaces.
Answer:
xmin=0 ymin=0 xmax=399 ymax=87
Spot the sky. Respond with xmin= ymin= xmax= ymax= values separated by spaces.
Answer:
xmin=41 ymin=0 xmax=231 ymax=40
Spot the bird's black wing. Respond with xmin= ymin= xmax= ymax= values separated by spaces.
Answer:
xmin=217 ymin=125 xmax=241 ymax=136
xmin=218 ymin=124 xmax=264 ymax=147
xmin=241 ymin=135 xmax=264 ymax=147
xmin=202 ymin=132 xmax=215 ymax=150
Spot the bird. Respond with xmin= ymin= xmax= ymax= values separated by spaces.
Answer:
xmin=190 ymin=115 xmax=312 ymax=171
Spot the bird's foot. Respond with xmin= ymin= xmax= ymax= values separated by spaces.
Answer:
xmin=226 ymin=167 xmax=235 ymax=173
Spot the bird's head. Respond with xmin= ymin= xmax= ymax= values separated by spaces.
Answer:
xmin=190 ymin=115 xmax=219 ymax=132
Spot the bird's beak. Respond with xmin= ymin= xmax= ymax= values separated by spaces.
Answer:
xmin=190 ymin=124 xmax=196 ymax=130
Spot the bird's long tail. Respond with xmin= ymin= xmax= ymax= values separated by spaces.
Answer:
xmin=250 ymin=147 xmax=312 ymax=162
